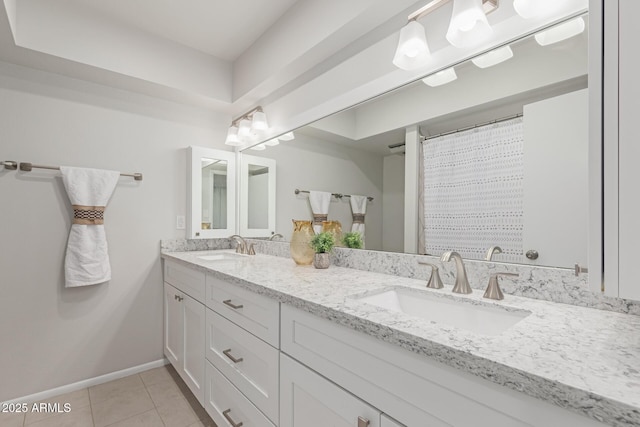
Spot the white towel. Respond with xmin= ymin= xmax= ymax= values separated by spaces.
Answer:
xmin=309 ymin=191 xmax=331 ymax=234
xmin=350 ymin=195 xmax=368 ymax=248
xmin=60 ymin=167 xmax=120 ymax=287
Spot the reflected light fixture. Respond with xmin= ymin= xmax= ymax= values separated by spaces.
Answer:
xmin=265 ymin=138 xmax=280 ymax=146
xmin=279 ymin=132 xmax=295 ymax=141
xmin=513 ymin=0 xmax=559 ymax=19
xmin=422 ymin=67 xmax=457 ymax=87
xmin=392 ymin=0 xmax=498 ymax=70
xmin=534 ymin=17 xmax=585 ymax=46
xmin=250 ymin=143 xmax=266 ymax=151
xmin=225 ymin=106 xmax=271 ymax=147
xmin=446 ymin=0 xmax=493 ymax=48
xmin=471 ymin=45 xmax=513 ymax=68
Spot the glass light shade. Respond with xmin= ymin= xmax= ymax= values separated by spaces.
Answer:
xmin=279 ymin=132 xmax=295 ymax=141
xmin=224 ymin=126 xmax=241 ymax=146
xmin=446 ymin=0 xmax=493 ymax=48
xmin=238 ymin=118 xmax=252 ymax=138
xmin=535 ymin=17 xmax=585 ymax=46
xmin=250 ymin=143 xmax=266 ymax=151
xmin=265 ymin=138 xmax=280 ymax=146
xmin=392 ymin=20 xmax=430 ymax=70
xmin=422 ymin=67 xmax=458 ymax=87
xmin=251 ymin=110 xmax=269 ymax=131
xmin=471 ymin=45 xmax=513 ymax=68
xmin=513 ymin=0 xmax=558 ymax=19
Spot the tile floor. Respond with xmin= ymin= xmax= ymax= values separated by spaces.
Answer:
xmin=0 ymin=364 xmax=217 ymax=427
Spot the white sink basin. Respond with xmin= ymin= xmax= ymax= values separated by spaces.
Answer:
xmin=197 ymin=252 xmax=247 ymax=261
xmin=355 ymin=288 xmax=530 ymax=336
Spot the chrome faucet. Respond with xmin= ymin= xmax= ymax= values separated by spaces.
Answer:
xmin=229 ymin=235 xmax=255 ymax=255
xmin=440 ymin=251 xmax=472 ymax=294
xmin=485 ymin=245 xmax=503 ymax=261
xmin=269 ymin=233 xmax=284 ymax=241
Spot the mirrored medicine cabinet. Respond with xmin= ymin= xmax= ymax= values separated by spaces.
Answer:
xmin=187 ymin=146 xmax=276 ymax=239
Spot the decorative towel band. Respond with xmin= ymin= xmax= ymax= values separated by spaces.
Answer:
xmin=352 ymin=214 xmax=365 ymax=224
xmin=313 ymin=214 xmax=328 ymax=225
xmin=72 ymin=205 xmax=105 ymax=225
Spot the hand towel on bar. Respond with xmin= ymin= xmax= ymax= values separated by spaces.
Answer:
xmin=60 ymin=166 xmax=120 ymax=287
xmin=309 ymin=191 xmax=332 ymax=234
xmin=350 ymin=195 xmax=368 ymax=248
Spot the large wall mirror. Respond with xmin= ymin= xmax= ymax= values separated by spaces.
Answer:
xmin=239 ymin=154 xmax=276 ymax=237
xmin=240 ymin=11 xmax=589 ymax=270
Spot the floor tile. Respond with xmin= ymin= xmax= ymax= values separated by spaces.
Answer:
xmin=91 ymin=387 xmax=154 ymax=427
xmin=104 ymin=409 xmax=164 ymax=427
xmin=89 ymin=375 xmax=145 ymax=404
xmin=146 ymin=379 xmax=184 ymax=408
xmin=0 ymin=411 xmax=25 ymax=427
xmin=25 ymin=389 xmax=90 ymax=425
xmin=139 ymin=366 xmax=174 ymax=388
xmin=156 ymin=397 xmax=199 ymax=427
xmin=187 ymin=420 xmax=217 ymax=427
xmin=24 ymin=405 xmax=93 ymax=427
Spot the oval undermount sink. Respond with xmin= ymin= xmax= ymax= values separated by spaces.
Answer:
xmin=197 ymin=252 xmax=247 ymax=261
xmin=354 ymin=287 xmax=530 ymax=336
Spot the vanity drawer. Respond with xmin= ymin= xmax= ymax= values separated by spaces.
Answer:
xmin=281 ymin=305 xmax=606 ymax=427
xmin=205 ymin=274 xmax=280 ymax=347
xmin=205 ymin=308 xmax=279 ymax=424
xmin=164 ymin=260 xmax=206 ymax=303
xmin=205 ymin=360 xmax=276 ymax=427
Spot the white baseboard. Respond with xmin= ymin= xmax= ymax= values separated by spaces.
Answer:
xmin=1 ymin=358 xmax=169 ymax=405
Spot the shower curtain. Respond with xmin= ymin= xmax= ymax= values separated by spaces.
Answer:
xmin=422 ymin=117 xmax=524 ymax=262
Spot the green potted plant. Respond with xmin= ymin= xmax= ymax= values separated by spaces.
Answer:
xmin=309 ymin=231 xmax=335 ymax=269
xmin=342 ymin=231 xmax=363 ymax=249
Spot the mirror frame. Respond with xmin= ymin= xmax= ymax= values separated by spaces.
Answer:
xmin=187 ymin=146 xmax=236 ymax=239
xmin=239 ymin=154 xmax=276 ymax=237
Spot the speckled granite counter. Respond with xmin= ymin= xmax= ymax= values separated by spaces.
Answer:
xmin=161 ymin=250 xmax=640 ymax=427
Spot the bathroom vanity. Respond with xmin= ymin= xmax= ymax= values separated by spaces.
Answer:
xmin=161 ymin=248 xmax=640 ymax=427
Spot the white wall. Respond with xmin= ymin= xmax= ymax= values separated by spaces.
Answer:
xmin=251 ymin=136 xmax=384 ymax=250
xmin=0 ymin=61 xmax=230 ymax=401
xmin=382 ymin=155 xmax=405 ymax=252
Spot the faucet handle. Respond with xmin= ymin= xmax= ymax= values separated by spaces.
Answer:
xmin=235 ymin=242 xmax=245 ymax=254
xmin=418 ymin=261 xmax=443 ymax=289
xmin=247 ymin=243 xmax=256 ymax=255
xmin=484 ymin=272 xmax=518 ymax=300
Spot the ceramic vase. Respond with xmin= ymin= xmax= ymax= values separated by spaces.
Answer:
xmin=290 ymin=220 xmax=315 ymax=265
xmin=313 ymin=252 xmax=330 ymax=269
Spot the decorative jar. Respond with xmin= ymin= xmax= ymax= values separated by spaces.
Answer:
xmin=290 ymin=220 xmax=315 ymax=265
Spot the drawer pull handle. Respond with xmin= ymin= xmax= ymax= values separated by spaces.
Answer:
xmin=223 ymin=349 xmax=244 ymax=363
xmin=222 ymin=409 xmax=243 ymax=427
xmin=223 ymin=299 xmax=244 ymax=309
xmin=358 ymin=416 xmax=370 ymax=427
xmin=174 ymin=295 xmax=183 ymax=302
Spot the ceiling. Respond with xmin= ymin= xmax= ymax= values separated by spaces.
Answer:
xmin=62 ymin=0 xmax=301 ymax=61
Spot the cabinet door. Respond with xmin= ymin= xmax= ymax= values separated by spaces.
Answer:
xmin=280 ymin=354 xmax=380 ymax=427
xmin=381 ymin=415 xmax=405 ymax=427
xmin=181 ymin=293 xmax=205 ymax=405
xmin=164 ymin=282 xmax=182 ymax=366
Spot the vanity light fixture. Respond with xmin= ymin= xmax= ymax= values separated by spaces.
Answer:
xmin=225 ymin=106 xmax=270 ymax=146
xmin=513 ymin=0 xmax=559 ymax=19
xmin=279 ymin=132 xmax=295 ymax=141
xmin=422 ymin=67 xmax=458 ymax=87
xmin=446 ymin=0 xmax=493 ymax=48
xmin=392 ymin=0 xmax=498 ymax=70
xmin=265 ymin=138 xmax=280 ymax=146
xmin=534 ymin=16 xmax=585 ymax=46
xmin=250 ymin=143 xmax=266 ymax=151
xmin=471 ymin=45 xmax=513 ymax=68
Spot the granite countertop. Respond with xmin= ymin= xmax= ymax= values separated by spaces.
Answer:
xmin=161 ymin=250 xmax=640 ymax=427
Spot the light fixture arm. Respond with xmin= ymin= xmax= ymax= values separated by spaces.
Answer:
xmin=407 ymin=0 xmax=498 ymax=23
xmin=230 ymin=106 xmax=264 ymax=127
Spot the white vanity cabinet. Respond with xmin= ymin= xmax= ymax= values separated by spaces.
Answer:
xmin=280 ymin=353 xmax=381 ymax=427
xmin=203 ymin=273 xmax=281 ymax=426
xmin=163 ymin=281 xmax=205 ymax=405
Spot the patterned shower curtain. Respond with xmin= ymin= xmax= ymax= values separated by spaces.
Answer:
xmin=422 ymin=117 xmax=524 ymax=262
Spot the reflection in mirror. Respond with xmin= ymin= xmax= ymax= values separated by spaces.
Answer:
xmin=240 ymin=154 xmax=276 ymax=237
xmin=188 ymin=146 xmax=236 ymax=239
xmin=201 ymin=158 xmax=228 ymax=230
xmin=242 ymin=13 xmax=588 ymax=269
